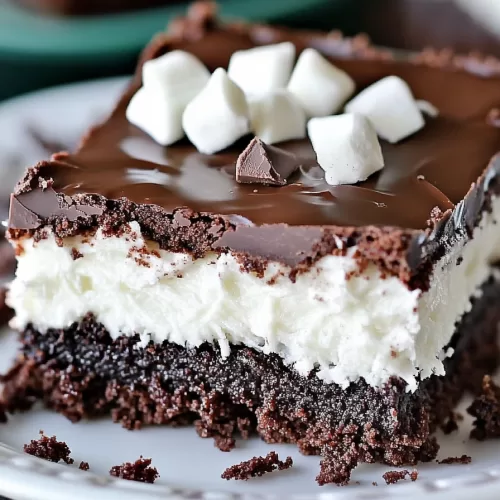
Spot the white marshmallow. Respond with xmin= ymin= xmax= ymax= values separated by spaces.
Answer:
xmin=249 ymin=90 xmax=306 ymax=145
xmin=307 ymin=113 xmax=384 ymax=186
xmin=288 ymin=48 xmax=355 ymax=118
xmin=126 ymin=87 xmax=185 ymax=146
xmin=142 ymin=50 xmax=210 ymax=96
xmin=416 ymin=100 xmax=439 ymax=118
xmin=127 ymin=51 xmax=210 ymax=146
xmin=345 ymin=76 xmax=425 ymax=143
xmin=182 ymin=68 xmax=250 ymax=155
xmin=227 ymin=42 xmax=296 ymax=96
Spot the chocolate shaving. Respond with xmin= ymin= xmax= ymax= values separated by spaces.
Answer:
xmin=236 ymin=137 xmax=302 ymax=186
xmin=221 ymin=451 xmax=292 ymax=480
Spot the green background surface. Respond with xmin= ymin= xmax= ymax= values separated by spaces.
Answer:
xmin=0 ymin=0 xmax=355 ymax=100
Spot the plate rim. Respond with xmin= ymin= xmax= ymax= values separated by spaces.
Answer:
xmin=0 ymin=437 xmax=498 ymax=500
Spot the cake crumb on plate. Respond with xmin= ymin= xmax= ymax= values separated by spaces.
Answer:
xmin=221 ymin=451 xmax=292 ymax=480
xmin=24 ymin=431 xmax=74 ymax=464
xmin=382 ymin=469 xmax=418 ymax=484
xmin=438 ymin=455 xmax=472 ymax=465
xmin=110 ymin=457 xmax=159 ymax=483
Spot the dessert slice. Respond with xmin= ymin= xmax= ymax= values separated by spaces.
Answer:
xmin=5 ymin=1 xmax=500 ymax=485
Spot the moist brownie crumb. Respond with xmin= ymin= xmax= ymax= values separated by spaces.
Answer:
xmin=110 ymin=457 xmax=159 ymax=483
xmin=79 ymin=461 xmax=90 ymax=471
xmin=382 ymin=469 xmax=417 ymax=484
xmin=0 ymin=358 xmax=39 ymax=413
xmin=24 ymin=431 xmax=74 ymax=464
xmin=214 ymin=435 xmax=236 ymax=452
xmin=316 ymin=438 xmax=359 ymax=486
xmin=468 ymin=375 xmax=500 ymax=440
xmin=372 ymin=481 xmax=378 ymax=486
xmin=437 ymin=455 xmax=472 ymax=464
xmin=194 ymin=413 xmax=253 ymax=452
xmin=221 ymin=451 xmax=293 ymax=480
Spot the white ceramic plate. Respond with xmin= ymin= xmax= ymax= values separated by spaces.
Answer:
xmin=0 ymin=78 xmax=500 ymax=500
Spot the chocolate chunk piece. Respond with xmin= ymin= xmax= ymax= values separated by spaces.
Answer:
xmin=236 ymin=137 xmax=301 ymax=186
xmin=110 ymin=457 xmax=159 ymax=483
xmin=9 ymin=195 xmax=42 ymax=230
xmin=24 ymin=431 xmax=74 ymax=464
xmin=221 ymin=451 xmax=292 ymax=480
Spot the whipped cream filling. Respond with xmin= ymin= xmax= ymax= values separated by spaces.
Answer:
xmin=8 ymin=197 xmax=500 ymax=390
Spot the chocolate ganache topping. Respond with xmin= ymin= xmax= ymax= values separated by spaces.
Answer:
xmin=8 ymin=3 xmax=500 ymax=278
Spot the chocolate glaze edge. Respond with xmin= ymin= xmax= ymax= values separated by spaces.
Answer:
xmin=8 ymin=2 xmax=500 ymax=288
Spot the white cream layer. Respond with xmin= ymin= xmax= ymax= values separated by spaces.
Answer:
xmin=8 ymin=197 xmax=500 ymax=390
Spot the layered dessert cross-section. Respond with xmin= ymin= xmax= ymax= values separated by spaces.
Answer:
xmin=5 ymin=2 xmax=500 ymax=485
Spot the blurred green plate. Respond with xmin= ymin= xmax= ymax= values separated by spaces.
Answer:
xmin=0 ymin=0 xmax=351 ymax=100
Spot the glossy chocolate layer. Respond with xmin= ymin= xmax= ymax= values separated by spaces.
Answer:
xmin=32 ymin=22 xmax=500 ymax=232
xmin=8 ymin=6 xmax=500 ymax=284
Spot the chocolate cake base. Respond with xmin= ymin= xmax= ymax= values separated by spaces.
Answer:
xmin=3 ymin=277 xmax=500 ymax=485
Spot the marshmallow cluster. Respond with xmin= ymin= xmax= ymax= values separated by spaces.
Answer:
xmin=311 ymin=75 xmax=437 ymax=185
xmin=127 ymin=44 xmax=357 ymax=154
xmin=127 ymin=44 xmax=437 ymax=186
